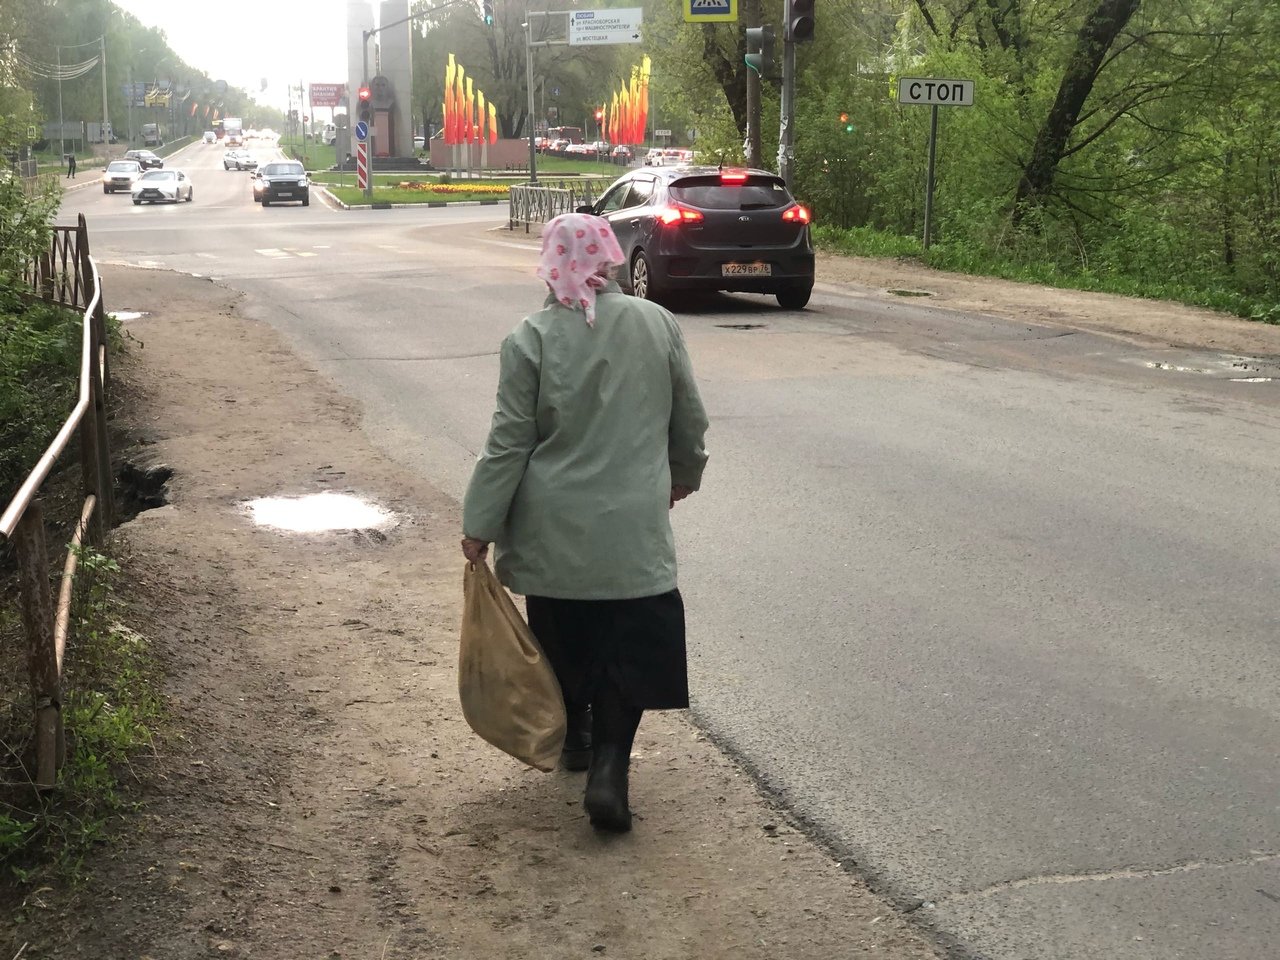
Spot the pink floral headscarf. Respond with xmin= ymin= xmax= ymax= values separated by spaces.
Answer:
xmin=536 ymin=213 xmax=626 ymax=326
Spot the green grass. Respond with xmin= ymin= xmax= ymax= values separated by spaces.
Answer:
xmin=813 ymin=223 xmax=1280 ymax=325
xmin=280 ymin=135 xmax=344 ymax=171
xmin=325 ymin=185 xmax=510 ymax=205
xmin=0 ymin=548 xmax=164 ymax=883
xmin=533 ymin=154 xmax=628 ymax=177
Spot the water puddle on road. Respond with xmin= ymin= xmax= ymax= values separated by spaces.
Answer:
xmin=245 ymin=492 xmax=397 ymax=534
xmin=109 ymin=310 xmax=149 ymax=322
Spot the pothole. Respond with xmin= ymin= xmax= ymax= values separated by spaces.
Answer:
xmin=888 ymin=289 xmax=933 ymax=297
xmin=245 ymin=491 xmax=397 ymax=534
xmin=117 ymin=460 xmax=174 ymax=521
xmin=715 ymin=323 xmax=767 ymax=330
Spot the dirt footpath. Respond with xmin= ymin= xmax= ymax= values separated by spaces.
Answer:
xmin=816 ymin=251 xmax=1280 ymax=358
xmin=2 ymin=266 xmax=942 ymax=960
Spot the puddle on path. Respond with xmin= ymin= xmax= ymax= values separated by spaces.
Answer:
xmin=109 ymin=310 xmax=149 ymax=322
xmin=245 ymin=491 xmax=396 ymax=533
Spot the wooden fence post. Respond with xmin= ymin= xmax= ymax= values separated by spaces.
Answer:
xmin=14 ymin=502 xmax=62 ymax=790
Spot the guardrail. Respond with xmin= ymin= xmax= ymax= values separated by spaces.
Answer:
xmin=2 ymin=213 xmax=114 ymax=790
xmin=508 ymin=180 xmax=603 ymax=233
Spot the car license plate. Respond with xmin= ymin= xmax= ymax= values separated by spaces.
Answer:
xmin=277 ymin=191 xmax=293 ymax=197
xmin=722 ymin=263 xmax=771 ymax=277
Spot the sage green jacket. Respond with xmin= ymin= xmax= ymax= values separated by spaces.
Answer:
xmin=462 ymin=282 xmax=709 ymax=600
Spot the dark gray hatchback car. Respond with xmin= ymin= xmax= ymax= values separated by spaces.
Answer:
xmin=580 ymin=166 xmax=815 ymax=309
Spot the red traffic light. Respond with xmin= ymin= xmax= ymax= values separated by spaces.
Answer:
xmin=358 ymin=86 xmax=371 ymax=102
xmin=595 ymin=108 xmax=604 ymax=120
xmin=839 ymin=112 xmax=849 ymax=123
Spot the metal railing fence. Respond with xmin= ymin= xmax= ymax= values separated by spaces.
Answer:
xmin=2 ymin=213 xmax=115 ymax=790
xmin=508 ymin=180 xmax=603 ymax=233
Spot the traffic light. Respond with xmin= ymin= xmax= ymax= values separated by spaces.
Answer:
xmin=784 ymin=0 xmax=816 ymax=42
xmin=839 ymin=111 xmax=853 ymax=132
xmin=358 ymin=85 xmax=371 ymax=122
xmin=744 ymin=26 xmax=774 ymax=76
xmin=481 ymin=0 xmax=494 ymax=25
xmin=595 ymin=107 xmax=604 ymax=121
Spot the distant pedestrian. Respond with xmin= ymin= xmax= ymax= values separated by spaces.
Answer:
xmin=461 ymin=212 xmax=709 ymax=833
xmin=65 ymin=152 xmax=76 ymax=178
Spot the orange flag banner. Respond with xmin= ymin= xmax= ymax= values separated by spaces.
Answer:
xmin=489 ymin=102 xmax=498 ymax=145
xmin=444 ymin=55 xmax=456 ymax=144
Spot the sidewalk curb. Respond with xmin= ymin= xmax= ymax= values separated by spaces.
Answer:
xmin=312 ymin=185 xmax=507 ymax=212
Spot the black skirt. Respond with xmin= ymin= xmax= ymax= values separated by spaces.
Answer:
xmin=525 ymin=590 xmax=689 ymax=711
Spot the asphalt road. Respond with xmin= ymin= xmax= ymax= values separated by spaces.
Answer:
xmin=62 ymin=141 xmax=1280 ymax=960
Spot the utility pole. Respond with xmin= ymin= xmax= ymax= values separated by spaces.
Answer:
xmin=777 ymin=39 xmax=794 ymax=184
xmin=57 ymin=45 xmax=65 ymax=159
xmin=100 ymin=35 xmax=110 ymax=144
xmin=744 ymin=0 xmax=761 ymax=168
xmin=525 ymin=17 xmax=537 ymax=182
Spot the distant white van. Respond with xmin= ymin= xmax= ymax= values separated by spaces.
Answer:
xmin=202 ymin=131 xmax=216 ymax=144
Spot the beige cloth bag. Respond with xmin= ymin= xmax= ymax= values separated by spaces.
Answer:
xmin=459 ymin=560 xmax=566 ymax=772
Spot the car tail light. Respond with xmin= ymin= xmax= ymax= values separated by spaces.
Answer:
xmin=658 ymin=205 xmax=704 ymax=226
xmin=720 ymin=169 xmax=748 ymax=183
xmin=782 ymin=204 xmax=812 ymax=224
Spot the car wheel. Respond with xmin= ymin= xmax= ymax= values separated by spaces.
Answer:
xmin=262 ymin=198 xmax=271 ymax=206
xmin=775 ymin=285 xmax=813 ymax=310
xmin=302 ymin=194 xmax=310 ymax=207
xmin=102 ymin=186 xmax=109 ymax=194
xmin=187 ymin=188 xmax=194 ymax=202
xmin=630 ymin=250 xmax=663 ymax=302
xmin=132 ymin=198 xmax=141 ymax=205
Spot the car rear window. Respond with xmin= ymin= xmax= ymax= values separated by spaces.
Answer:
xmin=669 ymin=175 xmax=791 ymax=210
xmin=142 ymin=170 xmax=175 ymax=180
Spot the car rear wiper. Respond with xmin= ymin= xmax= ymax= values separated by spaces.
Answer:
xmin=739 ymin=202 xmax=777 ymax=210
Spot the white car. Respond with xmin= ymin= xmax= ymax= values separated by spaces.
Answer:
xmin=223 ymin=149 xmax=258 ymax=171
xmin=202 ymin=131 xmax=216 ymax=144
xmin=132 ymin=168 xmax=194 ymax=205
xmin=102 ymin=159 xmax=142 ymax=194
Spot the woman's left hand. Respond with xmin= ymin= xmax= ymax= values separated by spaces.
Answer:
xmin=461 ymin=538 xmax=490 ymax=564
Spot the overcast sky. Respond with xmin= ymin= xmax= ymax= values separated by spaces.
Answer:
xmin=113 ymin=0 xmax=358 ymax=107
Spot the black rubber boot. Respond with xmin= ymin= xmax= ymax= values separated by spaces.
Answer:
xmin=584 ymin=743 xmax=632 ymax=832
xmin=561 ymin=705 xmax=592 ymax=772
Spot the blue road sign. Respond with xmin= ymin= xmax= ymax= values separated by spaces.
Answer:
xmin=355 ymin=120 xmax=369 ymax=142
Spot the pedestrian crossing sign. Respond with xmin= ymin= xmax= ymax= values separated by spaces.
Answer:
xmin=684 ymin=0 xmax=737 ymax=22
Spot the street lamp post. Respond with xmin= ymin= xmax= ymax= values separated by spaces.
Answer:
xmin=56 ymin=46 xmax=65 ymax=159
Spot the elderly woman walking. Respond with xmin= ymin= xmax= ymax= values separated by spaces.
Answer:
xmin=461 ymin=212 xmax=709 ymax=833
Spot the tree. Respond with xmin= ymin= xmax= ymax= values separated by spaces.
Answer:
xmin=1013 ymin=0 xmax=1141 ymax=215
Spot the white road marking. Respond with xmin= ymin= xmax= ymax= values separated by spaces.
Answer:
xmin=254 ymin=248 xmax=292 ymax=259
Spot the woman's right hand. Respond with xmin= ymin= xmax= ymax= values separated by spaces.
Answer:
xmin=461 ymin=537 xmax=490 ymax=564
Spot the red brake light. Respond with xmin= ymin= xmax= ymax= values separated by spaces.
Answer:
xmin=719 ymin=169 xmax=748 ymax=183
xmin=782 ymin=204 xmax=812 ymax=224
xmin=658 ymin=205 xmax=704 ymax=226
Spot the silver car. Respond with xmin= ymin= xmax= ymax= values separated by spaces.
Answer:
xmin=223 ymin=149 xmax=258 ymax=171
xmin=103 ymin=159 xmax=142 ymax=194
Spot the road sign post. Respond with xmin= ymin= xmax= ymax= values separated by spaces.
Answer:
xmin=355 ymin=120 xmax=371 ymax=196
xmin=356 ymin=141 xmax=369 ymax=193
xmin=897 ymin=77 xmax=975 ymax=250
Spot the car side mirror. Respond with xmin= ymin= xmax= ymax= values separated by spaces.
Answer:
xmin=575 ymin=205 xmax=595 ymax=215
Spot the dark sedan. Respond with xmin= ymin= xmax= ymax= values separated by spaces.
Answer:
xmin=124 ymin=149 xmax=164 ymax=170
xmin=581 ymin=166 xmax=814 ymax=309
